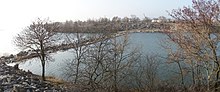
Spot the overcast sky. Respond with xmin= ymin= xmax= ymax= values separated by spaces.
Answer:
xmin=0 ymin=0 xmax=192 ymax=55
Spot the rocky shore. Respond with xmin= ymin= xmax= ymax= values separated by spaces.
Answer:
xmin=0 ymin=62 xmax=67 ymax=92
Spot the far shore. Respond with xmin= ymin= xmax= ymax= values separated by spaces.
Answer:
xmin=0 ymin=28 xmax=168 ymax=64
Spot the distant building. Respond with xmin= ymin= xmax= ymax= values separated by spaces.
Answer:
xmin=152 ymin=16 xmax=168 ymax=23
xmin=152 ymin=19 xmax=162 ymax=23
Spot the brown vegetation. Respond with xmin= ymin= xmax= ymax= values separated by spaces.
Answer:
xmin=165 ymin=0 xmax=220 ymax=91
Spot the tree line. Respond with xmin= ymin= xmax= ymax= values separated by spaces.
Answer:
xmin=56 ymin=15 xmax=171 ymax=33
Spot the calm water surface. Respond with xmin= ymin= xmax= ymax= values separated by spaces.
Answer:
xmin=10 ymin=33 xmax=178 ymax=80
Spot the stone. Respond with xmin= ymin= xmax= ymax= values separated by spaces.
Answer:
xmin=14 ymin=64 xmax=19 ymax=70
xmin=13 ymin=84 xmax=26 ymax=92
xmin=22 ymin=81 xmax=29 ymax=85
xmin=0 ymin=63 xmax=65 ymax=91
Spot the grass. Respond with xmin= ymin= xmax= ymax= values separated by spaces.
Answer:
xmin=45 ymin=76 xmax=67 ymax=85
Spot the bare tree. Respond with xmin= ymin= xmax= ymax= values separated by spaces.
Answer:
xmin=88 ymin=34 xmax=113 ymax=88
xmin=166 ymin=0 xmax=220 ymax=90
xmin=63 ymin=32 xmax=88 ymax=84
xmin=14 ymin=18 xmax=60 ymax=81
xmin=86 ymin=33 xmax=140 ymax=92
xmin=129 ymin=55 xmax=160 ymax=92
xmin=62 ymin=31 xmax=141 ymax=91
xmin=101 ymin=32 xmax=140 ymax=92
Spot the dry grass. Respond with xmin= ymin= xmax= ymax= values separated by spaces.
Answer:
xmin=45 ymin=76 xmax=67 ymax=85
xmin=40 ymin=76 xmax=214 ymax=92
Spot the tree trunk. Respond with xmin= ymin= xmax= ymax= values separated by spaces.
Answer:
xmin=114 ymin=70 xmax=118 ymax=92
xmin=42 ymin=60 xmax=46 ymax=81
xmin=40 ymin=41 xmax=46 ymax=81
xmin=75 ymin=59 xmax=80 ymax=84
xmin=177 ymin=61 xmax=184 ymax=85
xmin=217 ymin=67 xmax=220 ymax=81
xmin=191 ymin=65 xmax=195 ymax=85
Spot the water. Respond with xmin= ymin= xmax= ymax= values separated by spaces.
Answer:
xmin=128 ymin=32 xmax=167 ymax=54
xmin=10 ymin=33 xmax=175 ymax=80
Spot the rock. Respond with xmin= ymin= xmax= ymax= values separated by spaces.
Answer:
xmin=0 ymin=63 xmax=66 ymax=91
xmin=14 ymin=64 xmax=19 ymax=70
xmin=22 ymin=81 xmax=29 ymax=85
xmin=6 ymin=77 xmax=11 ymax=83
xmin=13 ymin=84 xmax=25 ymax=92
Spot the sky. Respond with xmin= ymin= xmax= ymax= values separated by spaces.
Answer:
xmin=0 ymin=0 xmax=192 ymax=56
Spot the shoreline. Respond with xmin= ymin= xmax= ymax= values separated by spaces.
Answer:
xmin=1 ymin=29 xmax=168 ymax=63
xmin=0 ymin=61 xmax=68 ymax=91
